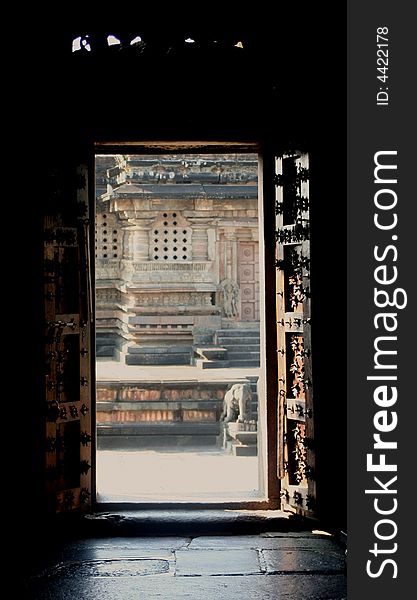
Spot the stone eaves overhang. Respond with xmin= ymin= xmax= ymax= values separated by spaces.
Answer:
xmin=112 ymin=184 xmax=258 ymax=200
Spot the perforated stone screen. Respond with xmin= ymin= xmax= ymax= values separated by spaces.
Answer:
xmin=95 ymin=213 xmax=120 ymax=259
xmin=152 ymin=212 xmax=192 ymax=262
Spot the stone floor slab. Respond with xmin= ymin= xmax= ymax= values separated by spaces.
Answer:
xmin=64 ymin=548 xmax=175 ymax=561
xmin=261 ymin=530 xmax=332 ymax=537
xmin=189 ymin=534 xmax=343 ymax=552
xmin=65 ymin=536 xmax=191 ymax=549
xmin=188 ymin=534 xmax=266 ymax=549
xmin=82 ymin=510 xmax=291 ymax=537
xmin=262 ymin=549 xmax=346 ymax=573
xmin=175 ymin=548 xmax=261 ymax=576
xmin=24 ymin=534 xmax=347 ymax=599
xmin=24 ymin=573 xmax=347 ymax=600
xmin=62 ymin=536 xmax=190 ymax=561
xmin=260 ymin=537 xmax=344 ymax=551
xmin=47 ymin=558 xmax=170 ymax=578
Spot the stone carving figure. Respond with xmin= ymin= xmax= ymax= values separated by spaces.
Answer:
xmin=221 ymin=279 xmax=239 ymax=318
xmin=220 ymin=382 xmax=252 ymax=423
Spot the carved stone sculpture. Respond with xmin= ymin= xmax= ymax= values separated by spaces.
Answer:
xmin=220 ymin=279 xmax=239 ymax=318
xmin=220 ymin=382 xmax=252 ymax=423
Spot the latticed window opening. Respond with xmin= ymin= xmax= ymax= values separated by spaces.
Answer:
xmin=152 ymin=212 xmax=192 ymax=261
xmin=95 ymin=213 xmax=120 ymax=259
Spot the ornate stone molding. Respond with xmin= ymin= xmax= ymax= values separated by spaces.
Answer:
xmin=133 ymin=262 xmax=209 ymax=271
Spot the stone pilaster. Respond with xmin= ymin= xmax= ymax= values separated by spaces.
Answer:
xmin=191 ymin=225 xmax=209 ymax=261
xmin=133 ymin=227 xmax=150 ymax=261
xmin=122 ymin=227 xmax=134 ymax=260
xmin=222 ymin=230 xmax=238 ymax=282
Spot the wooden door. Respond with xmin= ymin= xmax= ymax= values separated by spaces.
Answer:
xmin=43 ymin=164 xmax=93 ymax=513
xmin=238 ymin=242 xmax=260 ymax=321
xmin=275 ymin=152 xmax=316 ymax=516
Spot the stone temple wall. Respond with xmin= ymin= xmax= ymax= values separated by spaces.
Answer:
xmin=95 ymin=154 xmax=261 ymax=366
xmin=96 ymin=376 xmax=259 ymax=450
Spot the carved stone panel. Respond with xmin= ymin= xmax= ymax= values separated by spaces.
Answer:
xmin=238 ymin=242 xmax=259 ymax=321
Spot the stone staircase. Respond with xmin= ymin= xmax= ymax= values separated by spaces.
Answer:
xmin=126 ymin=345 xmax=192 ymax=365
xmin=193 ymin=346 xmax=229 ymax=369
xmin=214 ymin=328 xmax=260 ymax=368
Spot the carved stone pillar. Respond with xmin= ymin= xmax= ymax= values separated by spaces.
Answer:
xmin=122 ymin=219 xmax=153 ymax=262
xmin=122 ymin=227 xmax=134 ymax=260
xmin=133 ymin=227 xmax=150 ymax=261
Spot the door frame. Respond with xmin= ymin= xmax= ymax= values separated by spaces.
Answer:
xmin=89 ymin=140 xmax=281 ymax=510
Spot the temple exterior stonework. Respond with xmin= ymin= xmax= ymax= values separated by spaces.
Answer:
xmin=95 ymin=154 xmax=260 ymax=367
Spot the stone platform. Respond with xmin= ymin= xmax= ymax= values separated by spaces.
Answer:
xmin=96 ymin=363 xmax=260 ymax=448
xmin=96 ymin=362 xmax=260 ymax=382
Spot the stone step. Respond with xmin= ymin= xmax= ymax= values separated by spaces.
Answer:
xmin=98 ymin=435 xmax=221 ymax=450
xmin=97 ymin=422 xmax=221 ymax=449
xmin=227 ymin=351 xmax=260 ymax=360
xmin=232 ymin=444 xmax=258 ymax=456
xmin=194 ymin=347 xmax=228 ymax=360
xmin=215 ymin=329 xmax=260 ymax=337
xmin=129 ymin=334 xmax=194 ymax=342
xmin=227 ymin=357 xmax=260 ymax=365
xmin=220 ymin=320 xmax=260 ymax=330
xmin=216 ymin=337 xmax=260 ymax=347
xmin=98 ymin=422 xmax=220 ymax=436
xmin=126 ymin=353 xmax=191 ymax=366
xmin=129 ymin=316 xmax=195 ymax=325
xmin=195 ymin=359 xmax=231 ymax=369
xmin=235 ymin=431 xmax=258 ymax=445
xmin=193 ymin=334 xmax=215 ymax=345
xmin=96 ymin=335 xmax=125 ymax=345
xmin=96 ymin=347 xmax=118 ymax=358
xmin=128 ymin=345 xmax=192 ymax=354
xmin=220 ymin=351 xmax=259 ymax=359
xmin=227 ymin=359 xmax=260 ymax=368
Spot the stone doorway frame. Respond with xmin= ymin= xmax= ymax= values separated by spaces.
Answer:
xmin=91 ymin=141 xmax=280 ymax=510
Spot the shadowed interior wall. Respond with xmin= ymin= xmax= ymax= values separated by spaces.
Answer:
xmin=18 ymin=8 xmax=346 ymax=531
